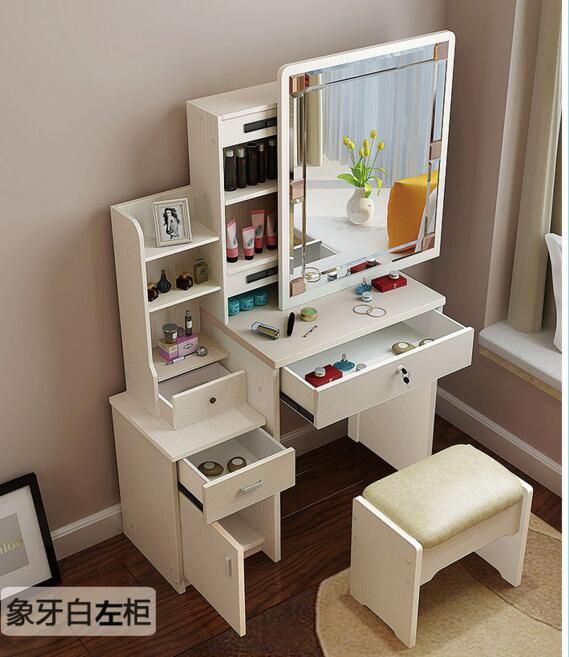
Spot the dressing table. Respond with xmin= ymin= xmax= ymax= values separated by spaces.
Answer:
xmin=109 ymin=30 xmax=473 ymax=636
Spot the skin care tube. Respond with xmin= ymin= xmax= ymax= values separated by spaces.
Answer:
xmin=266 ymin=210 xmax=277 ymax=250
xmin=242 ymin=226 xmax=255 ymax=260
xmin=226 ymin=218 xmax=239 ymax=263
xmin=251 ymin=209 xmax=265 ymax=253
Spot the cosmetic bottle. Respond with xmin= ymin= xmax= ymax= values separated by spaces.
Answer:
xmin=267 ymin=138 xmax=277 ymax=180
xmin=258 ymin=141 xmax=266 ymax=183
xmin=224 ymin=149 xmax=237 ymax=192
xmin=185 ymin=310 xmax=193 ymax=336
xmin=193 ymin=258 xmax=209 ymax=283
xmin=246 ymin=142 xmax=259 ymax=186
xmin=156 ymin=269 xmax=171 ymax=293
xmin=236 ymin=146 xmax=247 ymax=188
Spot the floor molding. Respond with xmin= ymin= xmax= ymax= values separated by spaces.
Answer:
xmin=51 ymin=503 xmax=123 ymax=560
xmin=437 ymin=388 xmax=561 ymax=496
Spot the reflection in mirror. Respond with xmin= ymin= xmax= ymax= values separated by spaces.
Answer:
xmin=288 ymin=43 xmax=448 ymax=288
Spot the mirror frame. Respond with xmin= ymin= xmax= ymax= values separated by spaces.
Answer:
xmin=277 ymin=30 xmax=455 ymax=310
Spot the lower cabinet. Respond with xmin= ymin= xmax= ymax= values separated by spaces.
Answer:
xmin=179 ymin=489 xmax=279 ymax=635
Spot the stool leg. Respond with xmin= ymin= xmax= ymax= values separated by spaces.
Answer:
xmin=475 ymin=480 xmax=533 ymax=586
xmin=350 ymin=497 xmax=423 ymax=648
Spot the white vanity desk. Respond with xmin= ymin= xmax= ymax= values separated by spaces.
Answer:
xmin=109 ymin=31 xmax=472 ymax=638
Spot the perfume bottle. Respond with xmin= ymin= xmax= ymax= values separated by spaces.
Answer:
xmin=267 ymin=138 xmax=277 ymax=180
xmin=156 ymin=269 xmax=171 ymax=293
xmin=246 ymin=142 xmax=259 ymax=186
xmin=193 ymin=258 xmax=209 ymax=284
xmin=224 ymin=149 xmax=237 ymax=192
xmin=258 ymin=141 xmax=266 ymax=183
xmin=236 ymin=146 xmax=247 ymax=189
xmin=185 ymin=310 xmax=193 ymax=336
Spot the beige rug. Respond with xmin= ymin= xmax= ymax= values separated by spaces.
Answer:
xmin=316 ymin=514 xmax=561 ymax=656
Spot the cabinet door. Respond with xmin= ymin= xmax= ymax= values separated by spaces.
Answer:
xmin=179 ymin=492 xmax=246 ymax=636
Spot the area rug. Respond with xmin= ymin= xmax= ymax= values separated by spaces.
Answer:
xmin=187 ymin=514 xmax=561 ymax=657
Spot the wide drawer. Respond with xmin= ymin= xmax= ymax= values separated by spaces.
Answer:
xmin=221 ymin=109 xmax=277 ymax=148
xmin=280 ymin=310 xmax=474 ymax=429
xmin=158 ymin=363 xmax=247 ymax=429
xmin=178 ymin=427 xmax=295 ymax=523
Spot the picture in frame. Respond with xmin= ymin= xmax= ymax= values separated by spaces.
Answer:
xmin=153 ymin=198 xmax=192 ymax=247
xmin=0 ymin=473 xmax=61 ymax=600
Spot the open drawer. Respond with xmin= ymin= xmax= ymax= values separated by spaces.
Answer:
xmin=179 ymin=492 xmax=278 ymax=636
xmin=159 ymin=363 xmax=247 ymax=429
xmin=178 ymin=427 xmax=295 ymax=523
xmin=280 ymin=310 xmax=474 ymax=430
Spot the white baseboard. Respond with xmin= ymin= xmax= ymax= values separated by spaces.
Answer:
xmin=437 ymin=388 xmax=561 ymax=496
xmin=51 ymin=503 xmax=123 ymax=560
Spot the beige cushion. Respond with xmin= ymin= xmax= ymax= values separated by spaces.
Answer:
xmin=362 ymin=445 xmax=524 ymax=548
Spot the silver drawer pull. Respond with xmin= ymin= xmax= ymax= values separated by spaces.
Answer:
xmin=239 ymin=480 xmax=264 ymax=494
xmin=225 ymin=556 xmax=232 ymax=577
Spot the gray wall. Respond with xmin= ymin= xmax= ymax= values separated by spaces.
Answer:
xmin=0 ymin=0 xmax=448 ymax=531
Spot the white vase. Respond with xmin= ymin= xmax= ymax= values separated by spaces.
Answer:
xmin=346 ymin=188 xmax=375 ymax=225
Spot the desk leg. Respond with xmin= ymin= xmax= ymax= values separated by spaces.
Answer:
xmin=348 ymin=382 xmax=436 ymax=470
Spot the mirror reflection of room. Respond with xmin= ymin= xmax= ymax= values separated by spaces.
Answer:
xmin=290 ymin=44 xmax=447 ymax=280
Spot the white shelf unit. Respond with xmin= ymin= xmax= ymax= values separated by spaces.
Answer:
xmin=110 ymin=185 xmax=228 ymax=414
xmin=187 ymin=82 xmax=279 ymax=323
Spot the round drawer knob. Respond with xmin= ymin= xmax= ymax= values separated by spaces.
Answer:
xmin=209 ymin=397 xmax=216 ymax=404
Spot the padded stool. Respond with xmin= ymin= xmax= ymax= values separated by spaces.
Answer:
xmin=349 ymin=444 xmax=533 ymax=648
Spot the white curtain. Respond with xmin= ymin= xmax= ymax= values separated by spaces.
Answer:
xmin=318 ymin=46 xmax=444 ymax=186
xmin=507 ymin=0 xmax=561 ymax=333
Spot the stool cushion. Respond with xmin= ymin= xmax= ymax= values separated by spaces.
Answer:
xmin=362 ymin=445 xmax=524 ymax=548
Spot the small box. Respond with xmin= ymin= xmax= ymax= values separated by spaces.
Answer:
xmin=372 ymin=273 xmax=407 ymax=293
xmin=349 ymin=261 xmax=367 ymax=274
xmin=158 ymin=339 xmax=178 ymax=362
xmin=177 ymin=334 xmax=199 ymax=357
xmin=305 ymin=364 xmax=343 ymax=388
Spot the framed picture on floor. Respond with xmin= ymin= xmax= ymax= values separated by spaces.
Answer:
xmin=0 ymin=473 xmax=60 ymax=600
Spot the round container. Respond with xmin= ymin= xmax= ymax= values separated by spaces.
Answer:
xmin=253 ymin=287 xmax=269 ymax=306
xmin=198 ymin=461 xmax=224 ymax=477
xmin=366 ymin=257 xmax=377 ymax=268
xmin=162 ymin=323 xmax=179 ymax=344
xmin=314 ymin=367 xmax=326 ymax=378
xmin=391 ymin=341 xmax=415 ymax=355
xmin=227 ymin=456 xmax=247 ymax=472
xmin=361 ymin=290 xmax=372 ymax=302
xmin=239 ymin=294 xmax=255 ymax=311
xmin=419 ymin=337 xmax=434 ymax=346
xmin=228 ymin=297 xmax=240 ymax=316
xmin=389 ymin=271 xmax=400 ymax=280
xmin=300 ymin=307 xmax=318 ymax=322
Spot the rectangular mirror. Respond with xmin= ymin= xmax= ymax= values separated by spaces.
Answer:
xmin=278 ymin=32 xmax=454 ymax=308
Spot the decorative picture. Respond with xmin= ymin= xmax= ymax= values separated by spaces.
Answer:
xmin=153 ymin=198 xmax=192 ymax=247
xmin=0 ymin=474 xmax=60 ymax=600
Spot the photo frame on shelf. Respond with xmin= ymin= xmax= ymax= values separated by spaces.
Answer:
xmin=153 ymin=198 xmax=192 ymax=247
xmin=0 ymin=473 xmax=61 ymax=600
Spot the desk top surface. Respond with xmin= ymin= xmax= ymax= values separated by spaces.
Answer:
xmin=209 ymin=276 xmax=446 ymax=369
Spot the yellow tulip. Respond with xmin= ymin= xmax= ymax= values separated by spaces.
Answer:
xmin=359 ymin=147 xmax=365 ymax=158
xmin=364 ymin=146 xmax=371 ymax=157
xmin=370 ymin=129 xmax=377 ymax=139
xmin=349 ymin=140 xmax=356 ymax=150
xmin=343 ymin=136 xmax=351 ymax=146
xmin=363 ymin=138 xmax=369 ymax=149
xmin=378 ymin=141 xmax=385 ymax=150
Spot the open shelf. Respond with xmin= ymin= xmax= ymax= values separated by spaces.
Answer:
xmin=144 ymin=220 xmax=219 ymax=262
xmin=218 ymin=513 xmax=265 ymax=557
xmin=226 ymin=249 xmax=279 ymax=276
xmin=148 ymin=282 xmax=222 ymax=313
xmin=152 ymin=333 xmax=229 ymax=383
xmin=224 ymin=180 xmax=278 ymax=206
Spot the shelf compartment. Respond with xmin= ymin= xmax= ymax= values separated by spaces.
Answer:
xmin=147 ymin=282 xmax=221 ymax=313
xmin=226 ymin=250 xmax=278 ymax=277
xmin=224 ymin=181 xmax=278 ymax=206
xmin=152 ymin=333 xmax=229 ymax=383
xmin=144 ymin=220 xmax=219 ymax=262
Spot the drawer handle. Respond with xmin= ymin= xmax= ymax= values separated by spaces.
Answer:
xmin=239 ymin=480 xmax=264 ymax=494
xmin=398 ymin=365 xmax=411 ymax=386
xmin=225 ymin=556 xmax=232 ymax=577
xmin=209 ymin=397 xmax=216 ymax=404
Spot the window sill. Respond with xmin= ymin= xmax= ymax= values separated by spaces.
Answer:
xmin=479 ymin=321 xmax=561 ymax=400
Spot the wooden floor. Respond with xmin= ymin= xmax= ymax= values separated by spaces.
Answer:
xmin=1 ymin=417 xmax=561 ymax=657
